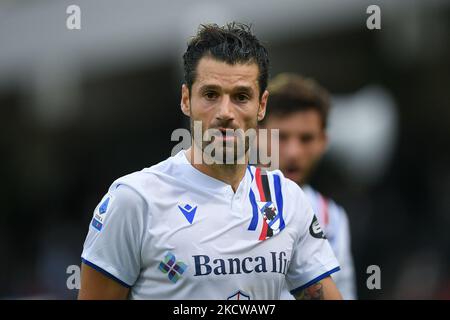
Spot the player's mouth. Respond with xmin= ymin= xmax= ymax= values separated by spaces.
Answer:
xmin=216 ymin=127 xmax=237 ymax=141
xmin=284 ymin=165 xmax=302 ymax=180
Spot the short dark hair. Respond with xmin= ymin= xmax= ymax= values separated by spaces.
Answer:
xmin=183 ymin=22 xmax=270 ymax=98
xmin=262 ymin=73 xmax=330 ymax=129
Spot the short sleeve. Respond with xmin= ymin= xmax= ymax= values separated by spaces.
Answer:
xmin=81 ymin=184 xmax=147 ymax=288
xmin=285 ymin=183 xmax=340 ymax=295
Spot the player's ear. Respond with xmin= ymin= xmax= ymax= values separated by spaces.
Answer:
xmin=257 ymin=89 xmax=269 ymax=121
xmin=181 ymin=84 xmax=191 ymax=117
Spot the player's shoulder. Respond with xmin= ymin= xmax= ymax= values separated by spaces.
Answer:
xmin=98 ymin=172 xmax=151 ymax=216
xmin=309 ymin=186 xmax=349 ymax=222
xmin=324 ymin=194 xmax=347 ymax=219
xmin=109 ymin=152 xmax=184 ymax=195
xmin=95 ymin=157 xmax=175 ymax=221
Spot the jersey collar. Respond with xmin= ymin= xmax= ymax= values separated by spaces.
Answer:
xmin=176 ymin=150 xmax=250 ymax=198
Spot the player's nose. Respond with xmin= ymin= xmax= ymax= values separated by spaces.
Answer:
xmin=285 ymin=138 xmax=303 ymax=158
xmin=216 ymin=95 xmax=235 ymax=122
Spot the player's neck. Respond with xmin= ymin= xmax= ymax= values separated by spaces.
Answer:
xmin=186 ymin=147 xmax=247 ymax=193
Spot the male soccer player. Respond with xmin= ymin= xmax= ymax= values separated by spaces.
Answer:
xmin=260 ymin=73 xmax=356 ymax=299
xmin=78 ymin=23 xmax=342 ymax=300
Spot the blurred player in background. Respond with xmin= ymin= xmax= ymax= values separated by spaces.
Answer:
xmin=260 ymin=73 xmax=357 ymax=299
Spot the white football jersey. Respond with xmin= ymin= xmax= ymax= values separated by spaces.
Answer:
xmin=81 ymin=150 xmax=340 ymax=300
xmin=280 ymin=185 xmax=356 ymax=300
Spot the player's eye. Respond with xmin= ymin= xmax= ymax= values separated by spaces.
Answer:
xmin=300 ymin=134 xmax=314 ymax=144
xmin=234 ymin=93 xmax=250 ymax=103
xmin=204 ymin=91 xmax=219 ymax=101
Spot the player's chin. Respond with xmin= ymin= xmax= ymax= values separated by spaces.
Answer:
xmin=214 ymin=145 xmax=246 ymax=164
xmin=285 ymin=170 xmax=303 ymax=183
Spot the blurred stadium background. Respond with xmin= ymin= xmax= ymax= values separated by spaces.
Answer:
xmin=1 ymin=0 xmax=449 ymax=299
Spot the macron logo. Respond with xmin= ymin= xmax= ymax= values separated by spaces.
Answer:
xmin=178 ymin=204 xmax=197 ymax=224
